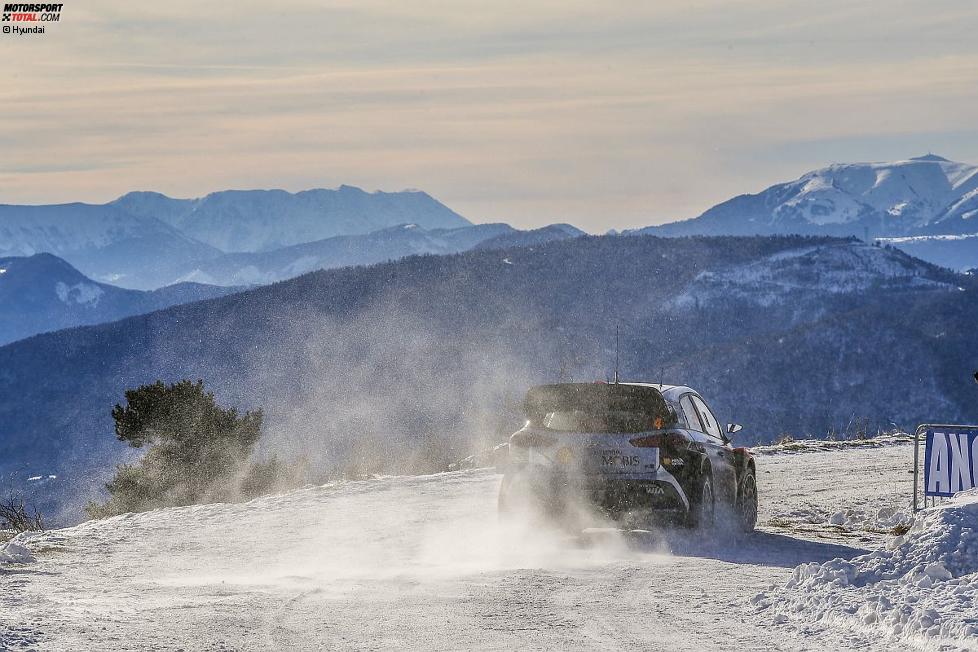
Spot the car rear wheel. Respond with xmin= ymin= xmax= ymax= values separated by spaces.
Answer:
xmin=498 ymin=471 xmax=583 ymax=532
xmin=498 ymin=472 xmax=528 ymax=516
xmin=498 ymin=471 xmax=559 ymax=517
xmin=686 ymin=472 xmax=715 ymax=530
xmin=738 ymin=469 xmax=758 ymax=533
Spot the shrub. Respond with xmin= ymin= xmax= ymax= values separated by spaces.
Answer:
xmin=86 ymin=380 xmax=299 ymax=518
xmin=0 ymin=495 xmax=44 ymax=532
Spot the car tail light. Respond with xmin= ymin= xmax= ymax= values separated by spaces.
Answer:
xmin=511 ymin=431 xmax=557 ymax=448
xmin=629 ymin=432 xmax=688 ymax=449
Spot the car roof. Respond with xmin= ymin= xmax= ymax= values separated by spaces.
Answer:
xmin=617 ymin=382 xmax=696 ymax=401
xmin=529 ymin=381 xmax=699 ymax=403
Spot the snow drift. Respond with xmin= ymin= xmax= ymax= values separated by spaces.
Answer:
xmin=0 ymin=537 xmax=35 ymax=564
xmin=761 ymin=489 xmax=978 ymax=649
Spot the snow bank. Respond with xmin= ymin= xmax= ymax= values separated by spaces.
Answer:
xmin=752 ymin=433 xmax=911 ymax=456
xmin=0 ymin=535 xmax=36 ymax=564
xmin=776 ymin=504 xmax=912 ymax=533
xmin=759 ymin=489 xmax=978 ymax=649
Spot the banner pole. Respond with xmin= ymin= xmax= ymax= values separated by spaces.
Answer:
xmin=913 ymin=425 xmax=921 ymax=513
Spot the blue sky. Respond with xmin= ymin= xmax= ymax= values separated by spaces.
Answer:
xmin=2 ymin=1 xmax=977 ymax=231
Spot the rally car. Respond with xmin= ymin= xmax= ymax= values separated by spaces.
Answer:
xmin=498 ymin=382 xmax=757 ymax=531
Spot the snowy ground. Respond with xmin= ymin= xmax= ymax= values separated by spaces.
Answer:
xmin=2 ymin=439 xmax=972 ymax=651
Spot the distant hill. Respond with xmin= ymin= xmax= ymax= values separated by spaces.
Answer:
xmin=0 ymin=253 xmax=240 ymax=345
xmin=876 ymin=234 xmax=978 ymax=271
xmin=473 ymin=224 xmax=585 ymax=250
xmin=639 ymin=155 xmax=978 ymax=239
xmin=152 ymin=222 xmax=586 ymax=287
xmin=2 ymin=234 xmax=976 ymax=522
xmin=174 ymin=223 xmax=518 ymax=286
xmin=111 ymin=186 xmax=472 ymax=253
xmin=0 ymin=202 xmax=220 ymax=290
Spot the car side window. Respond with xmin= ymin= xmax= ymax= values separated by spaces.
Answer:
xmin=691 ymin=395 xmax=723 ymax=440
xmin=678 ymin=395 xmax=703 ymax=432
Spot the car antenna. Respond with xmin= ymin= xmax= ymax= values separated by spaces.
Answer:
xmin=614 ymin=322 xmax=620 ymax=384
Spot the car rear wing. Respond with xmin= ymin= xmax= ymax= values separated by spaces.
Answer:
xmin=523 ymin=383 xmax=675 ymax=426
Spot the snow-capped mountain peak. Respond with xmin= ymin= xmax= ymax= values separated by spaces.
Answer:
xmin=793 ymin=156 xmax=977 ymax=223
xmin=644 ymin=155 xmax=978 ymax=238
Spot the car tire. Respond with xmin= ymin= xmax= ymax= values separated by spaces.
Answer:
xmin=499 ymin=471 xmax=579 ymax=532
xmin=497 ymin=472 xmax=524 ymax=516
xmin=498 ymin=471 xmax=548 ymax=517
xmin=686 ymin=471 xmax=715 ymax=530
xmin=737 ymin=468 xmax=758 ymax=533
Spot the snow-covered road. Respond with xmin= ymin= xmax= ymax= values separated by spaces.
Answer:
xmin=0 ymin=441 xmax=935 ymax=650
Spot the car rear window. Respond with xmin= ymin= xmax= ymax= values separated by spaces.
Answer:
xmin=524 ymin=383 xmax=675 ymax=433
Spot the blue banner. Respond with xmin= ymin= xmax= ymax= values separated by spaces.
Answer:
xmin=924 ymin=428 xmax=978 ymax=497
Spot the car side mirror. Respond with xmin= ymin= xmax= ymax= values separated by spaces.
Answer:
xmin=726 ymin=423 xmax=743 ymax=435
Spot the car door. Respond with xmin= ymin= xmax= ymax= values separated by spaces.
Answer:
xmin=677 ymin=393 xmax=713 ymax=478
xmin=677 ymin=394 xmax=705 ymax=440
xmin=690 ymin=395 xmax=737 ymax=505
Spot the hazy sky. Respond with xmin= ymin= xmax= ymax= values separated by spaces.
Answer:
xmin=2 ymin=1 xmax=978 ymax=231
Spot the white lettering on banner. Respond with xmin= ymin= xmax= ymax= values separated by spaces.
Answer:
xmin=973 ymin=436 xmax=978 ymax=487
xmin=928 ymin=431 xmax=950 ymax=495
xmin=949 ymin=432 xmax=973 ymax=493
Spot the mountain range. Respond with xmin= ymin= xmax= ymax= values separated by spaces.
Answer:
xmin=0 ymin=202 xmax=220 ymax=290
xmin=0 ymin=221 xmax=586 ymax=345
xmin=0 ymin=179 xmax=585 ymax=345
xmin=174 ymin=222 xmax=584 ymax=286
xmin=5 ymin=156 xmax=978 ymax=293
xmin=110 ymin=186 xmax=470 ymax=253
xmin=1 ymin=186 xmax=474 ymax=289
xmin=3 ymin=233 xmax=976 ymax=522
xmin=0 ymin=254 xmax=240 ymax=346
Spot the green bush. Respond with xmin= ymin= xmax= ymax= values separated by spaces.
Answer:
xmin=86 ymin=380 xmax=299 ymax=518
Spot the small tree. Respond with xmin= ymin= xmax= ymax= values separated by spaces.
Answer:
xmin=0 ymin=496 xmax=45 ymax=532
xmin=87 ymin=380 xmax=269 ymax=518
